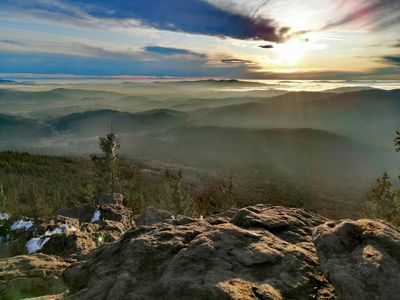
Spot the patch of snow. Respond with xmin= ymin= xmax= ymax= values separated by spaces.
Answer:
xmin=25 ymin=224 xmax=76 ymax=254
xmin=44 ymin=224 xmax=76 ymax=236
xmin=10 ymin=220 xmax=34 ymax=231
xmin=26 ymin=237 xmax=50 ymax=254
xmin=91 ymin=210 xmax=101 ymax=223
xmin=0 ymin=213 xmax=9 ymax=220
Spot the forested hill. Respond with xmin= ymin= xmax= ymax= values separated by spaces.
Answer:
xmin=0 ymin=151 xmax=341 ymax=219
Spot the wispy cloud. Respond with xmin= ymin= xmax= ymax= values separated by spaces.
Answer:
xmin=251 ymin=0 xmax=270 ymax=18
xmin=217 ymin=58 xmax=255 ymax=65
xmin=0 ymin=45 xmax=259 ymax=78
xmin=144 ymin=46 xmax=205 ymax=57
xmin=322 ymin=0 xmax=400 ymax=31
xmin=0 ymin=39 xmax=26 ymax=46
xmin=253 ymin=67 xmax=400 ymax=80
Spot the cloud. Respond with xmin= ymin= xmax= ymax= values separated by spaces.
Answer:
xmin=0 ymin=0 xmax=290 ymax=43
xmin=250 ymin=66 xmax=400 ymax=80
xmin=382 ymin=55 xmax=400 ymax=66
xmin=217 ymin=58 xmax=255 ymax=65
xmin=322 ymin=0 xmax=400 ymax=31
xmin=0 ymin=48 xmax=258 ymax=78
xmin=251 ymin=0 xmax=270 ymax=18
xmin=0 ymin=39 xmax=26 ymax=46
xmin=144 ymin=46 xmax=204 ymax=57
xmin=259 ymin=44 xmax=274 ymax=49
xmin=1 ymin=48 xmax=399 ymax=79
xmin=392 ymin=40 xmax=400 ymax=48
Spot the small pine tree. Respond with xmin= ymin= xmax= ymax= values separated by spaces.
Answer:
xmin=93 ymin=127 xmax=120 ymax=194
xmin=76 ymin=183 xmax=96 ymax=205
xmin=363 ymin=131 xmax=400 ymax=226
xmin=362 ymin=173 xmax=400 ymax=225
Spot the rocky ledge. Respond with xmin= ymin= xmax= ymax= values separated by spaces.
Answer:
xmin=1 ymin=199 xmax=399 ymax=300
xmin=0 ymin=193 xmax=134 ymax=259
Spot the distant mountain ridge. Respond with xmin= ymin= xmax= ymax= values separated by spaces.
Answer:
xmin=50 ymin=109 xmax=188 ymax=136
xmin=151 ymin=79 xmax=266 ymax=87
xmin=0 ymin=114 xmax=52 ymax=140
xmin=191 ymin=89 xmax=400 ymax=147
xmin=0 ymin=79 xmax=16 ymax=84
xmin=1 ymin=88 xmax=399 ymax=146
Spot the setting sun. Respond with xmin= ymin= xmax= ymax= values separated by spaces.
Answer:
xmin=276 ymin=39 xmax=307 ymax=65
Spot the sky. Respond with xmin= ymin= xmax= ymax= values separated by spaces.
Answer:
xmin=0 ymin=0 xmax=399 ymax=79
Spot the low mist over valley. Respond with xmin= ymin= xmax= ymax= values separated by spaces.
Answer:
xmin=1 ymin=79 xmax=399 ymax=218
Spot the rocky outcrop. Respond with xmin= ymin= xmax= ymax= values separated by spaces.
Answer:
xmin=55 ymin=204 xmax=97 ymax=224
xmin=95 ymin=193 xmax=124 ymax=206
xmin=64 ymin=205 xmax=335 ymax=300
xmin=0 ymin=218 xmax=36 ymax=259
xmin=0 ymin=195 xmax=135 ymax=259
xmin=135 ymin=207 xmax=176 ymax=225
xmin=1 ymin=201 xmax=400 ymax=300
xmin=35 ymin=203 xmax=134 ymax=258
xmin=313 ymin=219 xmax=400 ymax=300
xmin=0 ymin=254 xmax=69 ymax=300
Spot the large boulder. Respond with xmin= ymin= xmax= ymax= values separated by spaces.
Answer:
xmin=30 ymin=203 xmax=135 ymax=258
xmin=98 ymin=204 xmax=134 ymax=229
xmin=0 ymin=254 xmax=69 ymax=300
xmin=135 ymin=207 xmax=175 ymax=225
xmin=313 ymin=219 xmax=400 ymax=300
xmin=231 ymin=205 xmax=328 ymax=244
xmin=0 ymin=218 xmax=36 ymax=259
xmin=38 ymin=216 xmax=80 ymax=232
xmin=40 ymin=232 xmax=97 ymax=258
xmin=96 ymin=193 xmax=124 ymax=206
xmin=55 ymin=204 xmax=97 ymax=224
xmin=64 ymin=205 xmax=335 ymax=300
xmin=0 ymin=196 xmax=136 ymax=259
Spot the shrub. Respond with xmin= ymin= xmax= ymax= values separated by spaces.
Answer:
xmin=362 ymin=172 xmax=400 ymax=226
xmin=363 ymin=131 xmax=400 ymax=226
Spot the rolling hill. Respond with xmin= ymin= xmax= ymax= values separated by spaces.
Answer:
xmin=122 ymin=126 xmax=393 ymax=179
xmin=50 ymin=109 xmax=188 ymax=136
xmin=191 ymin=89 xmax=400 ymax=147
xmin=0 ymin=114 xmax=52 ymax=140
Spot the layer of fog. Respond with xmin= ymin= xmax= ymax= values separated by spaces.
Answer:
xmin=1 ymin=79 xmax=400 ymax=211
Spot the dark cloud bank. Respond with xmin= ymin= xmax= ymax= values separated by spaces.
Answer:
xmin=0 ymin=0 xmax=290 ymax=43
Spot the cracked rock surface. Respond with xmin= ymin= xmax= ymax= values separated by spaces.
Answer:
xmin=2 ymin=203 xmax=400 ymax=300
xmin=65 ymin=205 xmax=335 ymax=300
xmin=0 ymin=253 xmax=69 ymax=300
xmin=313 ymin=219 xmax=400 ymax=300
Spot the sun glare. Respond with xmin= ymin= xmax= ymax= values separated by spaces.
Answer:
xmin=276 ymin=39 xmax=307 ymax=65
